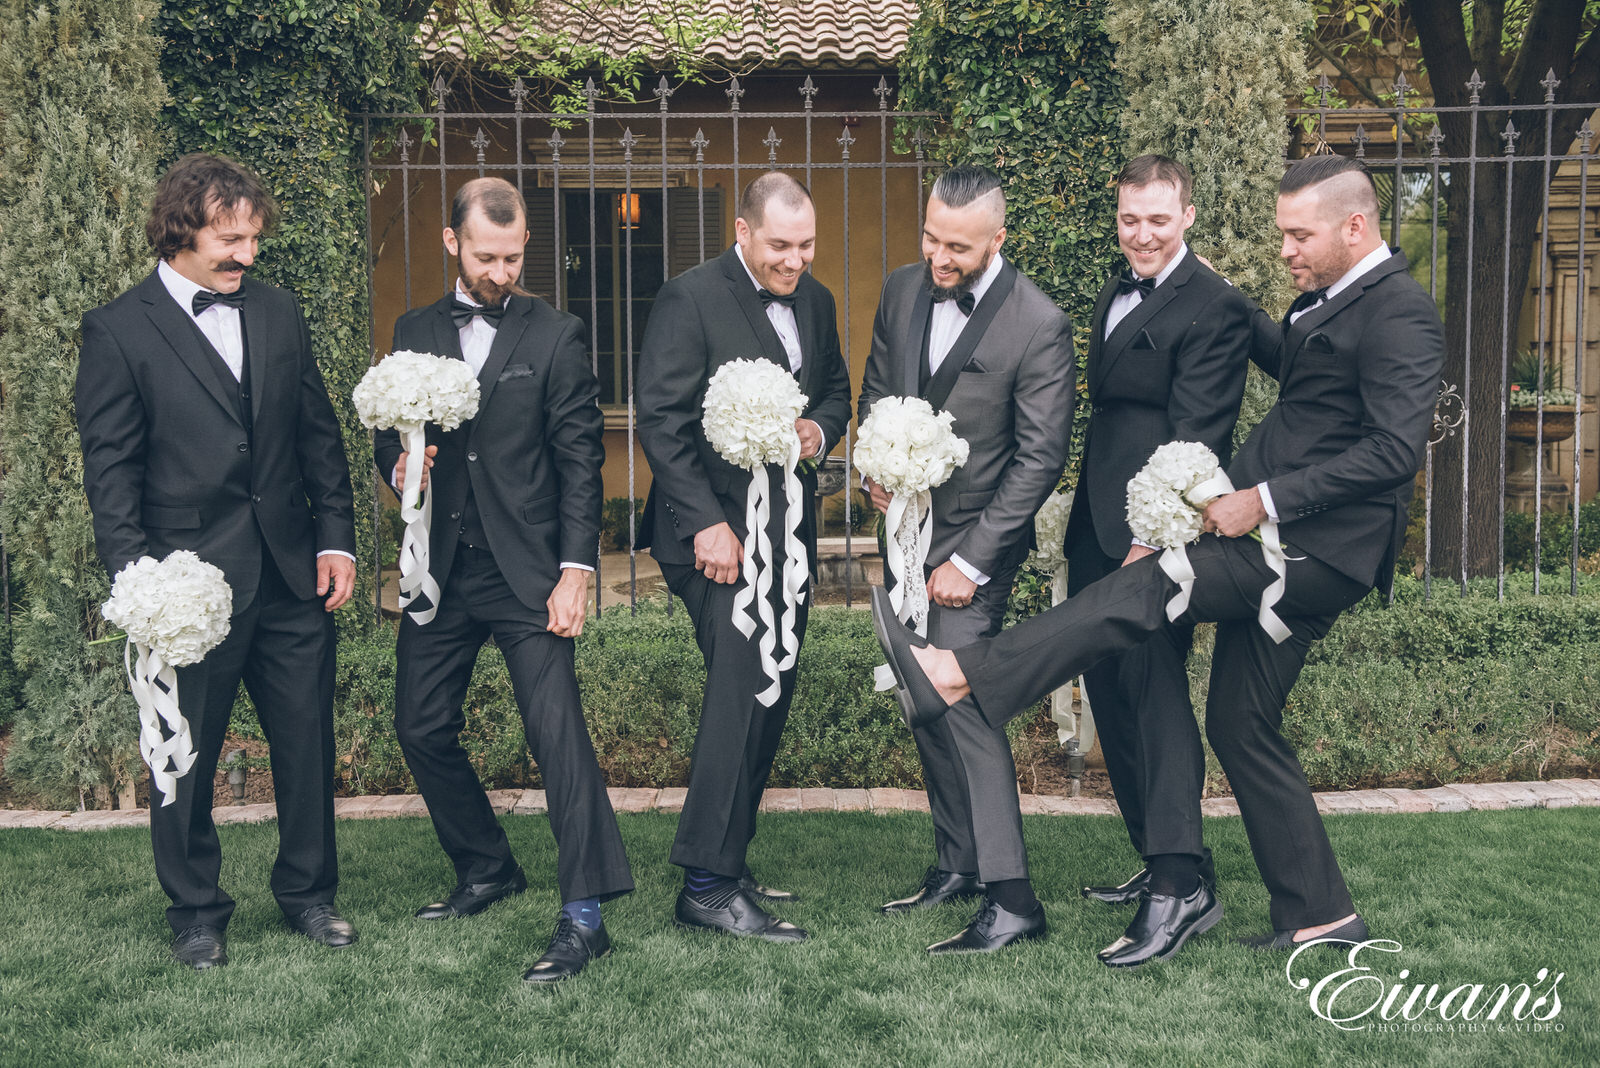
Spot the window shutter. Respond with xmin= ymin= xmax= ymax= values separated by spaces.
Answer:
xmin=667 ymin=186 xmax=723 ymax=280
xmin=524 ymin=187 xmax=560 ymax=304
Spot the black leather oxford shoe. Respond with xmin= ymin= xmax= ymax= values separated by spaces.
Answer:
xmin=926 ymin=899 xmax=1047 ymax=954
xmin=172 ymin=924 xmax=227 ymax=970
xmin=870 ymin=587 xmax=951 ymax=728
xmin=285 ymin=904 xmax=358 ymax=948
xmin=882 ymin=867 xmax=984 ymax=913
xmin=1098 ymin=884 xmax=1222 ymax=968
xmin=1081 ymin=868 xmax=1150 ymax=904
xmin=1238 ymin=913 xmax=1370 ymax=951
xmin=522 ymin=914 xmax=611 ymax=984
xmin=415 ymin=867 xmax=528 ymax=920
xmin=740 ymin=866 xmax=799 ymax=903
xmin=674 ymin=888 xmax=808 ymax=943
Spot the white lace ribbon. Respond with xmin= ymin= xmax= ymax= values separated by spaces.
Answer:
xmin=873 ymin=489 xmax=935 ymax=693
xmin=1156 ymin=471 xmax=1293 ymax=644
xmin=731 ymin=435 xmax=807 ymax=707
xmin=125 ymin=640 xmax=198 ymax=807
xmin=395 ymin=422 xmax=442 ymax=625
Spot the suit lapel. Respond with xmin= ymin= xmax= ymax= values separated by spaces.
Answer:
xmin=718 ymin=247 xmax=789 ymax=369
xmin=1086 ymin=273 xmax=1120 ymax=395
xmin=1280 ymin=251 xmax=1409 ymax=381
xmin=475 ymin=296 xmax=529 ymax=421
xmin=794 ymin=283 xmax=821 ymax=398
xmin=431 ymin=297 xmax=466 ymax=362
xmin=903 ymin=283 xmax=934 ymax=398
xmin=923 ymin=260 xmax=1017 ymax=412
xmin=1099 ymin=255 xmax=1193 ymax=386
xmin=138 ymin=272 xmax=244 ymax=427
xmin=242 ymin=278 xmax=268 ymax=425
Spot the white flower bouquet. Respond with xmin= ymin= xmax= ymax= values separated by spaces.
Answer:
xmin=354 ymin=350 xmax=481 ymax=624
xmin=101 ymin=550 xmax=233 ymax=806
xmin=1028 ymin=488 xmax=1074 ymax=575
xmin=701 ymin=357 xmax=810 ymax=707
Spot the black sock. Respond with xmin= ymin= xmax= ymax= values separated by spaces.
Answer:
xmin=1146 ymin=853 xmax=1201 ymax=898
xmin=986 ymin=878 xmax=1039 ymax=915
xmin=684 ymin=867 xmax=740 ymax=908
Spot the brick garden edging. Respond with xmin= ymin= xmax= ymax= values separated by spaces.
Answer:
xmin=2 ymin=779 xmax=1597 ymax=831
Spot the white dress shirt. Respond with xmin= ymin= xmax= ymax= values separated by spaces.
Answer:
xmin=927 ymin=251 xmax=1005 ymax=375
xmin=1104 ymin=243 xmax=1188 ymax=339
xmin=1258 ymin=243 xmax=1393 ymax=520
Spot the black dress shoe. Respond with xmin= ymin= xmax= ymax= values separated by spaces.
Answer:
xmin=870 ymin=586 xmax=951 ymax=728
xmin=1098 ymin=884 xmax=1223 ymax=968
xmin=674 ymin=888 xmax=808 ymax=943
xmin=1238 ymin=913 xmax=1370 ymax=951
xmin=927 ymin=899 xmax=1047 ymax=954
xmin=415 ymin=867 xmax=528 ymax=919
xmin=740 ymin=866 xmax=799 ymax=903
xmin=172 ymin=924 xmax=227 ymax=970
xmin=1082 ymin=868 xmax=1149 ymax=904
xmin=882 ymin=866 xmax=984 ymax=913
xmin=522 ymin=914 xmax=611 ymax=983
xmin=286 ymin=904 xmax=358 ymax=948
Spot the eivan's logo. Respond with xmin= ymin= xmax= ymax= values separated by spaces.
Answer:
xmin=1286 ymin=940 xmax=1564 ymax=1032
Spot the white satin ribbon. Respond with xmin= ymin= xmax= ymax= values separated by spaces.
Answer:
xmin=1156 ymin=471 xmax=1293 ymax=644
xmin=125 ymin=640 xmax=198 ymax=807
xmin=731 ymin=435 xmax=807 ymax=707
xmin=873 ymin=489 xmax=936 ymax=693
xmin=395 ymin=422 xmax=442 ymax=625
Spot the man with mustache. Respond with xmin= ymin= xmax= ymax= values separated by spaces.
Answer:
xmin=873 ymin=154 xmax=1443 ymax=953
xmin=638 ymin=172 xmax=851 ymax=942
xmin=376 ymin=177 xmax=633 ymax=983
xmin=76 ymin=152 xmax=358 ymax=970
xmin=858 ymin=164 xmax=1073 ymax=953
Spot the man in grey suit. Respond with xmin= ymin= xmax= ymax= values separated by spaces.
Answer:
xmin=873 ymin=154 xmax=1443 ymax=953
xmin=859 ymin=165 xmax=1074 ymax=954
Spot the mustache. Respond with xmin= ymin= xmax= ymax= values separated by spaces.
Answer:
xmin=215 ymin=261 xmax=249 ymax=274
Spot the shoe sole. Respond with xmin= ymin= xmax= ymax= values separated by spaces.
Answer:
xmin=926 ymin=927 xmax=1047 ymax=954
xmin=1102 ymin=900 xmax=1224 ymax=969
xmin=522 ymin=947 xmax=610 ymax=984
xmin=673 ymin=918 xmax=808 ymax=943
xmin=869 ymin=588 xmax=931 ymax=728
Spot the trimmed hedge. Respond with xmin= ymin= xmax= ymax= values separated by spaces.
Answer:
xmin=216 ymin=578 xmax=1600 ymax=798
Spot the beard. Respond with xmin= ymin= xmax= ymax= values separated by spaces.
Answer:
xmin=922 ymin=250 xmax=991 ymax=303
xmin=464 ymin=275 xmax=511 ymax=307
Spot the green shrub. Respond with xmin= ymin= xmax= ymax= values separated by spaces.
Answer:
xmin=600 ymin=497 xmax=647 ymax=553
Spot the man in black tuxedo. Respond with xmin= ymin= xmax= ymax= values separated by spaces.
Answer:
xmin=375 ymin=178 xmax=633 ymax=984
xmin=1066 ymin=155 xmax=1253 ymax=967
xmin=76 ymin=153 xmax=358 ymax=970
xmin=874 ymin=154 xmax=1443 ymax=953
xmin=637 ymin=172 xmax=852 ymax=942
xmin=858 ymin=165 xmax=1073 ymax=953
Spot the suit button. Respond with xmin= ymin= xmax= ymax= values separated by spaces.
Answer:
xmin=467 ymin=451 xmax=478 ymax=462
xmin=1092 ymin=405 xmax=1104 ymax=415
xmin=252 ymin=494 xmax=262 ymax=503
xmin=450 ymin=512 xmax=461 ymax=520
xmin=237 ymin=442 xmax=249 ymax=452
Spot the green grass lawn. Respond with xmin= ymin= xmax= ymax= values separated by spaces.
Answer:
xmin=1 ymin=809 xmax=1595 ymax=1067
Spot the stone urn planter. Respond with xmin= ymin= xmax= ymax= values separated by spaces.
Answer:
xmin=1506 ymin=404 xmax=1577 ymax=445
xmin=1505 ymin=404 xmax=1579 ymax=513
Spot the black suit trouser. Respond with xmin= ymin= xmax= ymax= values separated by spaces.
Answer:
xmin=910 ymin=563 xmax=1029 ymax=882
xmin=394 ymin=547 xmax=633 ymax=903
xmin=660 ymin=559 xmax=808 ymax=878
xmin=1066 ymin=532 xmax=1210 ymax=872
xmin=155 ymin=553 xmax=338 ymax=934
xmin=955 ymin=535 xmax=1369 ymax=929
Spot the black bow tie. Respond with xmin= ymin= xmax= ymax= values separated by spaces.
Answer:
xmin=450 ymin=298 xmax=506 ymax=329
xmin=1290 ymin=287 xmax=1329 ymax=315
xmin=192 ymin=288 xmax=245 ymax=316
xmin=1116 ymin=271 xmax=1156 ymax=299
xmin=931 ymin=290 xmax=977 ymax=316
xmin=757 ymin=288 xmax=796 ymax=309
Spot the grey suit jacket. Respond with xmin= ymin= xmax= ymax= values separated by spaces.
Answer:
xmin=858 ymin=259 xmax=1075 ymax=578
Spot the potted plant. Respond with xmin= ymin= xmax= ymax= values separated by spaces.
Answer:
xmin=1506 ymin=347 xmax=1578 ymax=444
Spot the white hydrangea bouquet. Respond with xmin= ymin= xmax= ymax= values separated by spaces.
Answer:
xmin=354 ymin=350 xmax=481 ymax=625
xmin=855 ymin=396 xmax=969 ymax=642
xmin=1125 ymin=441 xmax=1290 ymax=643
xmin=101 ymin=551 xmax=233 ymax=806
xmin=702 ymin=357 xmax=809 ymax=707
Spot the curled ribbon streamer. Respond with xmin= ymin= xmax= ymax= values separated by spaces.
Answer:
xmin=395 ymin=423 xmax=443 ymax=625
xmin=730 ymin=435 xmax=806 ymax=707
xmin=124 ymin=640 xmax=197 ymax=807
xmin=873 ymin=489 xmax=935 ymax=693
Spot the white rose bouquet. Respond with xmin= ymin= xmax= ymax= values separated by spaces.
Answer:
xmin=101 ymin=551 xmax=233 ymax=806
xmin=1027 ymin=488 xmax=1074 ymax=577
xmin=354 ymin=350 xmax=481 ymax=624
xmin=701 ymin=358 xmax=810 ymax=707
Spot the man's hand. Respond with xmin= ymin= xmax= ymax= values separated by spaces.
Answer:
xmin=394 ymin=444 xmax=438 ymax=493
xmin=1202 ymin=486 xmax=1268 ymax=538
xmin=1122 ymin=544 xmax=1158 ymax=567
xmin=795 ymin=417 xmax=823 ymax=460
xmin=545 ymin=568 xmax=590 ymax=638
xmin=864 ymin=476 xmax=892 ymax=514
xmin=694 ymin=521 xmax=744 ymax=584
xmin=317 ymin=554 xmax=356 ymax=611
xmin=927 ymin=560 xmax=978 ymax=608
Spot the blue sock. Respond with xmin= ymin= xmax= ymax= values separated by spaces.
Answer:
xmin=561 ymin=897 xmax=602 ymax=931
xmin=684 ymin=867 xmax=739 ymax=907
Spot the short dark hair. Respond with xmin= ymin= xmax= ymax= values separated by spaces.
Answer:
xmin=1118 ymin=154 xmax=1192 ymax=206
xmin=737 ymin=171 xmax=812 ymax=230
xmin=146 ymin=153 xmax=278 ymax=260
xmin=449 ymin=176 xmax=526 ymax=234
xmin=930 ymin=164 xmax=1005 ymax=222
xmin=1280 ymin=154 xmax=1380 ymax=221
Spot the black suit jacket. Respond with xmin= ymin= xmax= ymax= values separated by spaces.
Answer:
xmin=857 ymin=260 xmax=1075 ymax=578
xmin=1230 ymin=249 xmax=1443 ymax=594
xmin=637 ymin=245 xmax=852 ymax=568
xmin=373 ymin=293 xmax=603 ymax=623
xmin=1066 ymin=252 xmax=1254 ymax=560
xmin=76 ymin=270 xmax=356 ymax=612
